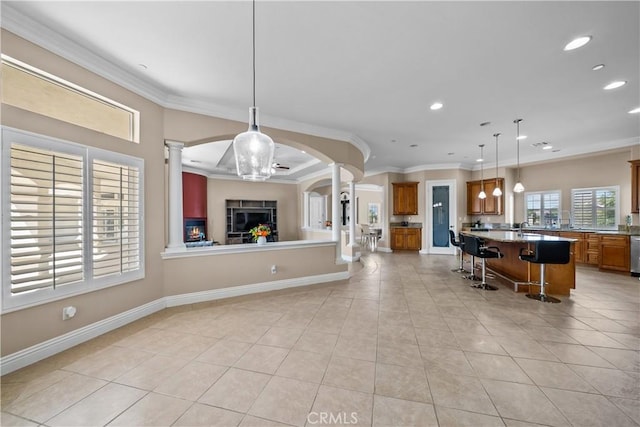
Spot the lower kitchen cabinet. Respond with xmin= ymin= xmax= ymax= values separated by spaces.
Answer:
xmin=391 ymin=227 xmax=422 ymax=251
xmin=599 ymin=235 xmax=630 ymax=272
xmin=586 ymin=233 xmax=600 ymax=265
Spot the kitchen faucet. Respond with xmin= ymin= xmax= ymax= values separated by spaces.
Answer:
xmin=518 ymin=221 xmax=528 ymax=237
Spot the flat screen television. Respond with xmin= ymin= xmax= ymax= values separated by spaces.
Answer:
xmin=234 ymin=211 xmax=272 ymax=232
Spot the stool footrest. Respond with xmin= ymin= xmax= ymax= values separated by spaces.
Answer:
xmin=526 ymin=293 xmax=561 ymax=303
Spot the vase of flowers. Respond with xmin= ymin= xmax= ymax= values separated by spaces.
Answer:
xmin=249 ymin=224 xmax=271 ymax=245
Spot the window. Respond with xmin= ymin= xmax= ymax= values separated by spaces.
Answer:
xmin=1 ymin=55 xmax=139 ymax=142
xmin=1 ymin=127 xmax=144 ymax=312
xmin=524 ymin=191 xmax=560 ymax=227
xmin=572 ymin=186 xmax=619 ymax=230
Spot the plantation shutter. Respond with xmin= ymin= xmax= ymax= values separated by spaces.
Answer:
xmin=572 ymin=189 xmax=593 ymax=228
xmin=92 ymin=159 xmax=141 ymax=278
xmin=9 ymin=144 xmax=84 ymax=294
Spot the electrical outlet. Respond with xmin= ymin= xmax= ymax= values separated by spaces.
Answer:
xmin=271 ymin=265 xmax=277 ymax=274
xmin=62 ymin=306 xmax=77 ymax=320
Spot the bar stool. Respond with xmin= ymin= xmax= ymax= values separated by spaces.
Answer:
xmin=519 ymin=240 xmax=570 ymax=303
xmin=449 ymin=230 xmax=466 ymax=273
xmin=460 ymin=234 xmax=481 ymax=281
xmin=463 ymin=235 xmax=503 ymax=291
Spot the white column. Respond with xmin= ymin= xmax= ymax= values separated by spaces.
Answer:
xmin=348 ymin=180 xmax=357 ymax=247
xmin=166 ymin=141 xmax=186 ymax=251
xmin=303 ymin=191 xmax=310 ymax=228
xmin=331 ymin=163 xmax=342 ymax=262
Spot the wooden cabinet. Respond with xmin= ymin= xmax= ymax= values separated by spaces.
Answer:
xmin=586 ymin=233 xmax=600 ymax=265
xmin=391 ymin=227 xmax=422 ymax=250
xmin=392 ymin=182 xmax=418 ymax=215
xmin=599 ymin=235 xmax=630 ymax=272
xmin=466 ymin=179 xmax=504 ymax=215
xmin=559 ymin=231 xmax=585 ymax=263
xmin=630 ymin=160 xmax=640 ymax=213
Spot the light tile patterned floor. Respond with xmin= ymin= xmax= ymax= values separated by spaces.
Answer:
xmin=2 ymin=252 xmax=639 ymax=426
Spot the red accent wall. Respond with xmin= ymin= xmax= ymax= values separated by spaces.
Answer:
xmin=182 ymin=172 xmax=207 ymax=218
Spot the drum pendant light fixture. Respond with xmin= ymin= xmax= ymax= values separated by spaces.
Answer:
xmin=492 ymin=133 xmax=502 ymax=197
xmin=478 ymin=144 xmax=487 ymax=199
xmin=513 ymin=119 xmax=525 ymax=193
xmin=233 ymin=0 xmax=275 ymax=181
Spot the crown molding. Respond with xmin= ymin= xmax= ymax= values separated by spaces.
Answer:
xmin=2 ymin=4 xmax=372 ymax=164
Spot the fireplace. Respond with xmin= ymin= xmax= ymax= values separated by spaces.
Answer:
xmin=184 ymin=218 xmax=207 ymax=242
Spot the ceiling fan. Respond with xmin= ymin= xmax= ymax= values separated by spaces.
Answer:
xmin=272 ymin=162 xmax=290 ymax=171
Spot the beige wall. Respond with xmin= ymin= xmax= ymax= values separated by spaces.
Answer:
xmin=1 ymin=30 xmax=167 ymax=356
xmin=207 ymin=179 xmax=300 ymax=243
xmin=163 ymin=245 xmax=344 ymax=296
xmin=514 ymin=149 xmax=634 ymax=224
xmin=356 ymin=188 xmax=384 ymax=225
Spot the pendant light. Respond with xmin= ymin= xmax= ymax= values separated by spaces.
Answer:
xmin=233 ymin=0 xmax=275 ymax=181
xmin=513 ymin=119 xmax=525 ymax=193
xmin=492 ymin=133 xmax=502 ymax=197
xmin=478 ymin=144 xmax=487 ymax=199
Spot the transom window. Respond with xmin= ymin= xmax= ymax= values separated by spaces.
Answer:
xmin=571 ymin=186 xmax=619 ymax=230
xmin=1 ymin=127 xmax=144 ymax=312
xmin=524 ymin=190 xmax=560 ymax=227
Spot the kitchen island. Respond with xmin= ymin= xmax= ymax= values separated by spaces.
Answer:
xmin=461 ymin=231 xmax=578 ymax=296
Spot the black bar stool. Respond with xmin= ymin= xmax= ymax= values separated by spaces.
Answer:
xmin=519 ymin=240 xmax=571 ymax=303
xmin=460 ymin=234 xmax=482 ymax=281
xmin=449 ymin=230 xmax=466 ymax=273
xmin=463 ymin=235 xmax=503 ymax=290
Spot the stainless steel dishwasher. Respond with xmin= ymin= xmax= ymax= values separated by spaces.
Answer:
xmin=631 ymin=236 xmax=640 ymax=277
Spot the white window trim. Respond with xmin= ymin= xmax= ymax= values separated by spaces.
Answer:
xmin=523 ymin=189 xmax=562 ymax=226
xmin=1 ymin=127 xmax=145 ymax=313
xmin=571 ymin=185 xmax=620 ymax=230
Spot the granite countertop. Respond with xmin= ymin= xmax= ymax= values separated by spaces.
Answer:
xmin=462 ymin=230 xmax=578 ymax=243
xmin=389 ymin=222 xmax=422 ymax=228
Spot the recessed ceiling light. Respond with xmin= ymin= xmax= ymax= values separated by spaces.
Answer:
xmin=430 ymin=102 xmax=443 ymax=110
xmin=564 ymin=36 xmax=592 ymax=51
xmin=190 ymin=159 xmax=201 ymax=163
xmin=629 ymin=107 xmax=640 ymax=114
xmin=552 ymin=149 xmax=561 ymax=153
xmin=592 ymin=64 xmax=605 ymax=71
xmin=542 ymin=145 xmax=553 ymax=150
xmin=138 ymin=63 xmax=148 ymax=70
xmin=391 ymin=139 xmax=397 ymax=143
xmin=476 ymin=158 xmax=484 ymax=162
xmin=516 ymin=135 xmax=527 ymax=140
xmin=479 ymin=121 xmax=491 ymax=127
xmin=447 ymin=152 xmax=454 ymax=156
xmin=410 ymin=144 xmax=418 ymax=148
xmin=604 ymin=80 xmax=627 ymax=90
xmin=301 ymin=150 xmax=306 ymax=153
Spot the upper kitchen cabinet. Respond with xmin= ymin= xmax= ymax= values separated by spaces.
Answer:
xmin=466 ymin=178 xmax=504 ymax=215
xmin=630 ymin=160 xmax=640 ymax=213
xmin=392 ymin=182 xmax=419 ymax=215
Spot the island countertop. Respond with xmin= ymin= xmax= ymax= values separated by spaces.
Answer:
xmin=460 ymin=230 xmax=576 ymax=296
xmin=462 ymin=230 xmax=578 ymax=243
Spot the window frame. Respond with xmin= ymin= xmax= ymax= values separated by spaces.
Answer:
xmin=523 ymin=190 xmax=561 ymax=227
xmin=1 ymin=127 xmax=145 ymax=313
xmin=571 ymin=186 xmax=620 ymax=230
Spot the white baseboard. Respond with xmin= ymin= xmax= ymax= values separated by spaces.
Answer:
xmin=0 ymin=271 xmax=350 ymax=375
xmin=0 ymin=299 xmax=165 ymax=376
xmin=376 ymin=247 xmax=393 ymax=253
xmin=165 ymin=271 xmax=350 ymax=307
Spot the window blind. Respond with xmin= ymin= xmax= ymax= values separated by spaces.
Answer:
xmin=10 ymin=144 xmax=84 ymax=294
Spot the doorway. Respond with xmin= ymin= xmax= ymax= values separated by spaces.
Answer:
xmin=426 ymin=180 xmax=457 ymax=255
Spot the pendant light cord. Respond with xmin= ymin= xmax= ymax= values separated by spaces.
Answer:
xmin=515 ymin=119 xmax=522 ymax=182
xmin=252 ymin=0 xmax=256 ymax=108
xmin=494 ymin=133 xmax=500 ymax=183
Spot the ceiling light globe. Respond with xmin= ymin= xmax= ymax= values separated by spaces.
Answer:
xmin=513 ymin=181 xmax=525 ymax=193
xmin=430 ymin=102 xmax=443 ymax=110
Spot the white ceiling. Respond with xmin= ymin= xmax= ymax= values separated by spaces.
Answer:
xmin=3 ymin=1 xmax=639 ymax=182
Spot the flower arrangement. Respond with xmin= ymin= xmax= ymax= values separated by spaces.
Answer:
xmin=324 ymin=220 xmax=332 ymax=228
xmin=249 ymin=224 xmax=271 ymax=241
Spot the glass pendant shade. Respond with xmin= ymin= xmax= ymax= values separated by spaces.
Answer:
xmin=513 ymin=181 xmax=525 ymax=193
xmin=492 ymin=186 xmax=502 ymax=196
xmin=233 ymin=107 xmax=275 ymax=181
xmin=478 ymin=190 xmax=487 ymax=199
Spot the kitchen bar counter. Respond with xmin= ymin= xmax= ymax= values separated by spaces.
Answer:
xmin=461 ymin=231 xmax=577 ymax=296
